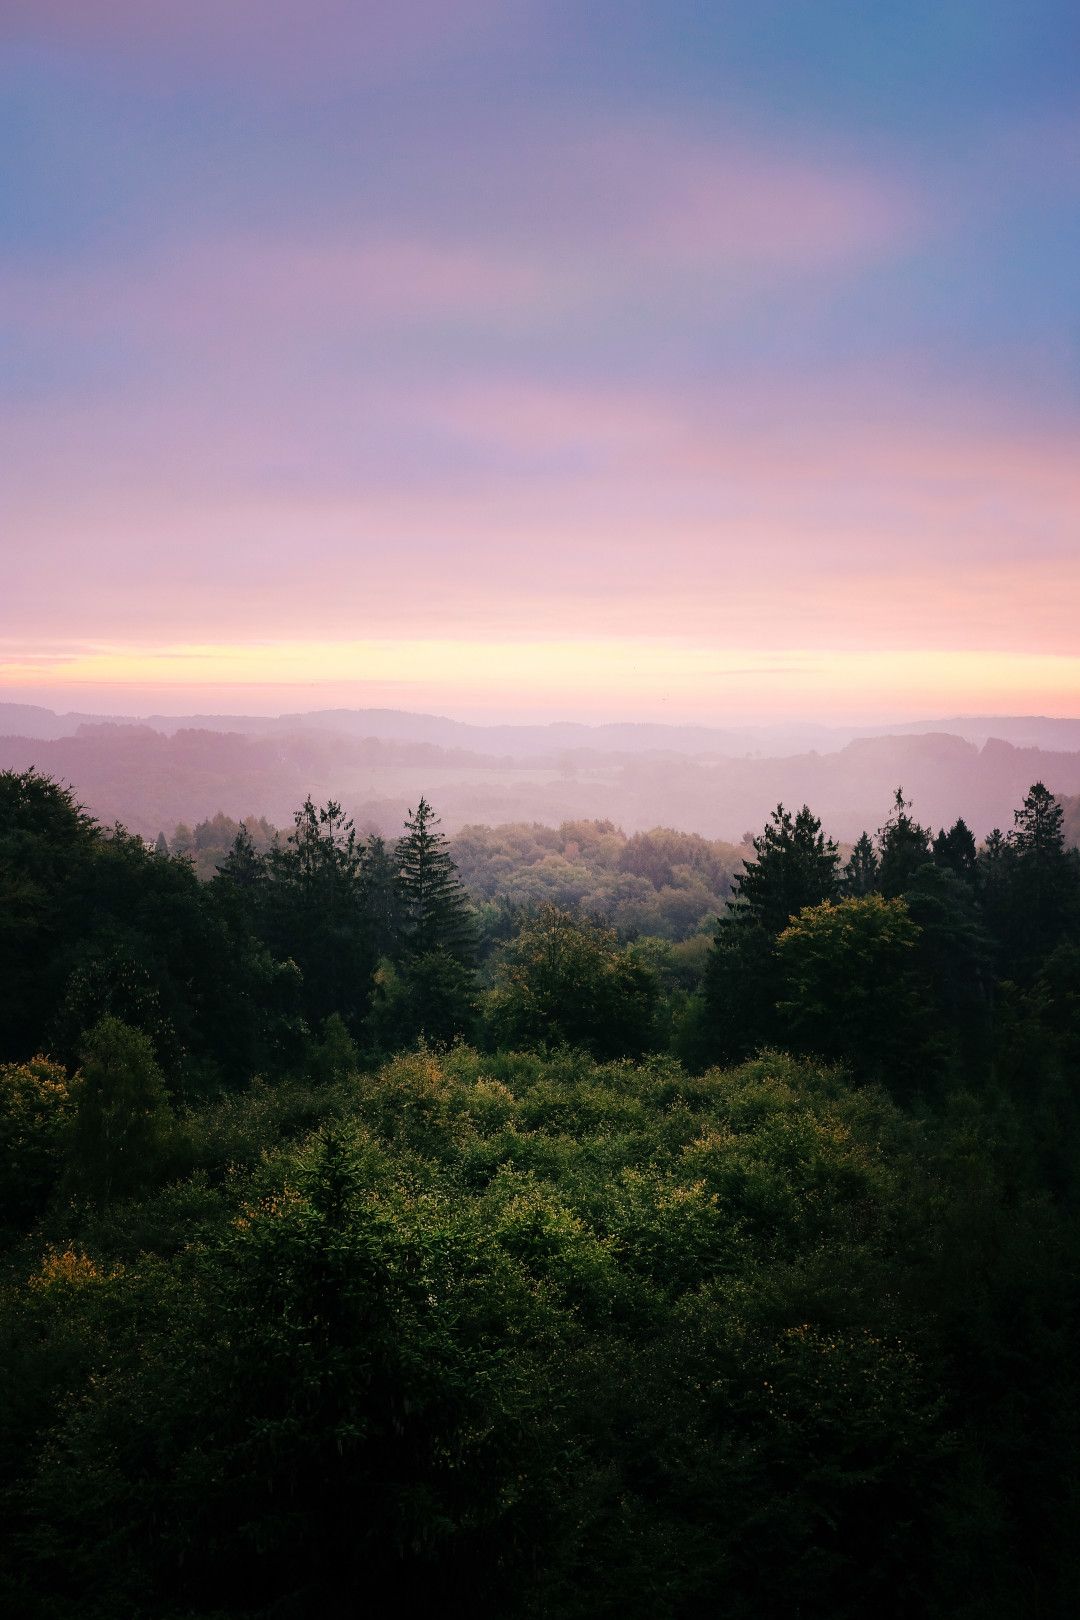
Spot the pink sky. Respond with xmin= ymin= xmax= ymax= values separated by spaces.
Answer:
xmin=2 ymin=4 xmax=1077 ymax=723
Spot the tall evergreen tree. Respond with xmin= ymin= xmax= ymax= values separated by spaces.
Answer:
xmin=843 ymin=831 xmax=880 ymax=896
xmin=877 ymin=788 xmax=931 ymax=897
xmin=731 ymin=803 xmax=840 ymax=936
xmin=932 ymin=818 xmax=979 ymax=884
xmin=701 ymin=804 xmax=839 ymax=1065
xmin=266 ymin=799 xmax=376 ymax=1033
xmin=394 ymin=799 xmax=475 ymax=963
xmin=216 ymin=823 xmax=268 ymax=902
xmin=1006 ymin=783 xmax=1079 ymax=973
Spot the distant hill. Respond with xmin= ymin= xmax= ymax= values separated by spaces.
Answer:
xmin=3 ymin=706 xmax=1080 ymax=843
xmin=4 ymin=701 xmax=1080 ymax=759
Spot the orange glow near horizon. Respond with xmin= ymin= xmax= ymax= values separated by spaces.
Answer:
xmin=3 ymin=639 xmax=1080 ymax=724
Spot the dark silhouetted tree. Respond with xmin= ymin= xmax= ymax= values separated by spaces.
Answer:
xmin=1006 ymin=783 xmax=1079 ymax=974
xmin=395 ymin=798 xmax=476 ymax=964
xmin=363 ymin=834 xmax=403 ymax=960
xmin=701 ymin=804 xmax=839 ymax=1063
xmin=266 ymin=799 xmax=376 ymax=1034
xmin=843 ymin=831 xmax=880 ymax=896
xmin=878 ymin=788 xmax=931 ymax=897
xmin=731 ymin=803 xmax=840 ymax=936
xmin=932 ymin=818 xmax=978 ymax=885
xmin=369 ymin=951 xmax=479 ymax=1051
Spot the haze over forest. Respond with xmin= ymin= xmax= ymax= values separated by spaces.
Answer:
xmin=4 ymin=700 xmax=1080 ymax=848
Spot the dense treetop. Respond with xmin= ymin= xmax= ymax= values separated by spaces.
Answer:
xmin=2 ymin=767 xmax=1080 ymax=1617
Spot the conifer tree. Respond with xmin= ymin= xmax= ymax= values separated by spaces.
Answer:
xmin=394 ymin=798 xmax=476 ymax=963
xmin=266 ymin=799 xmax=376 ymax=1031
xmin=843 ymin=831 xmax=880 ymax=896
xmin=877 ymin=788 xmax=931 ymax=897
xmin=217 ymin=823 xmax=267 ymax=892
xmin=933 ymin=818 xmax=978 ymax=884
xmin=1006 ymin=783 xmax=1079 ymax=972
xmin=731 ymin=803 xmax=840 ymax=935
xmin=701 ymin=804 xmax=838 ymax=1064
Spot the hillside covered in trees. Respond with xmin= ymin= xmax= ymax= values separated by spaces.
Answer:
xmin=3 ymin=767 xmax=1080 ymax=1617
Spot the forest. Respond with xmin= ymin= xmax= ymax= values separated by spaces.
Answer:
xmin=3 ymin=767 xmax=1080 ymax=1617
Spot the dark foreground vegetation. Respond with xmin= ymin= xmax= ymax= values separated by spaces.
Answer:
xmin=2 ymin=768 xmax=1080 ymax=1617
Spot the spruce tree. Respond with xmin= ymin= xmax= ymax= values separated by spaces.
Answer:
xmin=932 ymin=818 xmax=978 ymax=884
xmin=731 ymin=803 xmax=840 ymax=935
xmin=844 ymin=831 xmax=880 ymax=896
xmin=394 ymin=798 xmax=475 ymax=963
xmin=701 ymin=803 xmax=838 ymax=1064
xmin=266 ymin=799 xmax=376 ymax=1032
xmin=217 ymin=823 xmax=267 ymax=892
xmin=877 ymin=788 xmax=931 ymax=897
xmin=1006 ymin=783 xmax=1079 ymax=972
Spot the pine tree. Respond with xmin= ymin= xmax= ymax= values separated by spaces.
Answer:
xmin=844 ymin=831 xmax=880 ymax=896
xmin=1006 ymin=782 xmax=1079 ymax=972
xmin=217 ymin=823 xmax=267 ymax=891
xmin=932 ymin=818 xmax=978 ymax=884
xmin=265 ymin=799 xmax=376 ymax=1031
xmin=701 ymin=804 xmax=838 ymax=1064
xmin=731 ymin=803 xmax=840 ymax=935
xmin=877 ymin=788 xmax=931 ymax=897
xmin=394 ymin=798 xmax=476 ymax=963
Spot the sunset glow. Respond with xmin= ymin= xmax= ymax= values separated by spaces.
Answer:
xmin=2 ymin=2 xmax=1077 ymax=723
xmin=3 ymin=641 xmax=1080 ymax=726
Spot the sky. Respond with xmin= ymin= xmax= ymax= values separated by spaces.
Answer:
xmin=1 ymin=1 xmax=1078 ymax=724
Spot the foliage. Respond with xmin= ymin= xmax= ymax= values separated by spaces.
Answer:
xmin=263 ymin=798 xmax=377 ymax=1035
xmin=3 ymin=769 xmax=1080 ymax=1617
xmin=843 ymin=830 xmax=879 ymax=896
xmin=451 ymin=819 xmax=739 ymax=947
xmin=68 ymin=1017 xmax=175 ymax=1206
xmin=3 ymin=1046 xmax=1077 ymax=1617
xmin=775 ymin=896 xmax=928 ymax=1090
xmin=488 ymin=905 xmax=660 ymax=1059
xmin=877 ymin=787 xmax=931 ymax=898
xmin=369 ymin=951 xmax=480 ymax=1052
xmin=0 ymin=1057 xmax=74 ymax=1236
xmin=169 ymin=811 xmax=279 ymax=881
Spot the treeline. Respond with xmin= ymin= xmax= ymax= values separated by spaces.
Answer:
xmin=162 ymin=810 xmax=741 ymax=940
xmin=2 ymin=769 xmax=1080 ymax=1616
xmin=5 ymin=765 xmax=1079 ymax=1146
xmin=1 ymin=780 xmax=485 ymax=1097
xmin=694 ymin=785 xmax=1080 ymax=1095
